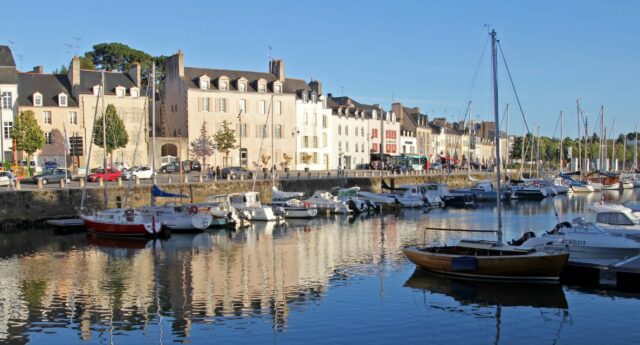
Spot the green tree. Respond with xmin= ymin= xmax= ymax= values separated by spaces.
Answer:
xmin=52 ymin=64 xmax=68 ymax=74
xmin=12 ymin=110 xmax=45 ymax=176
xmin=79 ymin=56 xmax=96 ymax=69
xmin=213 ymin=120 xmax=237 ymax=167
xmin=93 ymin=104 xmax=129 ymax=165
xmin=189 ymin=122 xmax=215 ymax=168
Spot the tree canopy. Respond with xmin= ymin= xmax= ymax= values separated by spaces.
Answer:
xmin=12 ymin=110 xmax=45 ymax=176
xmin=93 ymin=104 xmax=129 ymax=156
xmin=190 ymin=122 xmax=215 ymax=167
xmin=214 ymin=120 xmax=237 ymax=166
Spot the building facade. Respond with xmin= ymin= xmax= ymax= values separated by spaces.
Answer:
xmin=295 ymin=81 xmax=333 ymax=170
xmin=0 ymin=46 xmax=17 ymax=162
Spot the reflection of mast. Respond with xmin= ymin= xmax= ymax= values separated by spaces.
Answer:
xmin=493 ymin=304 xmax=501 ymax=345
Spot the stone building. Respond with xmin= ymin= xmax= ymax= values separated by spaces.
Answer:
xmin=0 ymin=45 xmax=17 ymax=162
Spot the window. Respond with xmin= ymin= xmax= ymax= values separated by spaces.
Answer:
xmin=43 ymin=111 xmax=52 ymax=124
xmin=1 ymin=92 xmax=12 ymax=109
xmin=322 ymin=115 xmax=327 ymax=129
xmin=58 ymin=94 xmax=68 ymax=106
xmin=3 ymin=122 xmax=12 ymax=139
xmin=240 ymin=123 xmax=247 ymax=138
xmin=34 ymin=93 xmax=43 ymax=107
xmin=338 ymin=141 xmax=342 ymax=152
xmin=322 ymin=133 xmax=328 ymax=147
xmin=217 ymin=98 xmax=227 ymax=112
xmin=303 ymin=136 xmax=309 ymax=148
xmin=239 ymin=99 xmax=246 ymax=113
xmin=258 ymin=125 xmax=268 ymax=138
xmin=355 ymin=126 xmax=358 ymax=136
xmin=131 ymin=88 xmax=139 ymax=98
xmin=313 ymin=136 xmax=318 ymax=148
xmin=238 ymin=82 xmax=246 ymax=92
xmin=345 ymin=125 xmax=349 ymax=136
xmin=115 ymin=87 xmax=125 ymax=98
xmin=200 ymin=79 xmax=209 ymax=90
xmin=361 ymin=127 xmax=364 ymax=136
xmin=312 ymin=94 xmax=317 ymax=103
xmin=259 ymin=100 xmax=266 ymax=114
xmin=313 ymin=152 xmax=318 ymax=164
xmin=258 ymin=82 xmax=266 ymax=93
xmin=275 ymin=125 xmax=283 ymax=138
xmin=346 ymin=142 xmax=349 ymax=152
xmin=220 ymin=81 xmax=228 ymax=91
xmin=45 ymin=132 xmax=53 ymax=144
xmin=302 ymin=93 xmax=308 ymax=102
xmin=202 ymin=97 xmax=210 ymax=112
xmin=274 ymin=101 xmax=281 ymax=115
xmin=69 ymin=111 xmax=78 ymax=125
xmin=338 ymin=125 xmax=341 ymax=135
xmin=372 ymin=143 xmax=378 ymax=152
xmin=313 ymin=113 xmax=317 ymax=126
xmin=372 ymin=128 xmax=378 ymax=138
xmin=355 ymin=143 xmax=359 ymax=152
xmin=274 ymin=84 xmax=281 ymax=94
xmin=361 ymin=143 xmax=364 ymax=152
xmin=322 ymin=98 xmax=327 ymax=108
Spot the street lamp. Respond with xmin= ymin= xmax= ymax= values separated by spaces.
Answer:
xmin=292 ymin=127 xmax=300 ymax=169
xmin=237 ymin=110 xmax=243 ymax=167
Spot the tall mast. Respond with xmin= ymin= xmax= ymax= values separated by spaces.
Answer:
xmin=559 ymin=111 xmax=563 ymax=173
xmin=577 ymin=100 xmax=581 ymax=174
xmin=505 ymin=103 xmax=510 ymax=172
xmin=612 ymin=116 xmax=616 ymax=171
xmin=490 ymin=30 xmax=502 ymax=243
xmin=599 ymin=106 xmax=604 ymax=170
xmin=101 ymin=71 xmax=108 ymax=209
xmin=536 ymin=126 xmax=541 ymax=178
xmin=467 ymin=101 xmax=472 ymax=177
xmin=271 ymin=94 xmax=275 ymax=185
xmin=151 ymin=63 xmax=156 ymax=206
xmin=635 ymin=124 xmax=638 ymax=171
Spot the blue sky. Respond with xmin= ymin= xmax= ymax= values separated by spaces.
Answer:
xmin=3 ymin=0 xmax=639 ymax=137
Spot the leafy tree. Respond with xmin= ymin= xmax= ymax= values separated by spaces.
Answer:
xmin=52 ymin=64 xmax=68 ymax=74
xmin=12 ymin=110 xmax=45 ymax=176
xmin=79 ymin=56 xmax=95 ymax=69
xmin=281 ymin=153 xmax=293 ymax=169
xmin=301 ymin=153 xmax=313 ymax=170
xmin=213 ymin=120 xmax=237 ymax=167
xmin=93 ymin=104 xmax=129 ymax=165
xmin=190 ymin=122 xmax=215 ymax=168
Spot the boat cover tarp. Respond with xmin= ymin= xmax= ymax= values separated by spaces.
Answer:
xmin=451 ymin=256 xmax=478 ymax=271
xmin=152 ymin=185 xmax=188 ymax=198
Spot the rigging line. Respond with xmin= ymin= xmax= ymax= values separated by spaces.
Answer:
xmin=79 ymin=84 xmax=103 ymax=211
xmin=497 ymin=41 xmax=530 ymax=134
xmin=125 ymin=79 xmax=151 ymax=207
xmin=551 ymin=112 xmax=560 ymax=139
xmin=251 ymin=94 xmax=275 ymax=192
xmin=461 ymin=35 xmax=490 ymax=112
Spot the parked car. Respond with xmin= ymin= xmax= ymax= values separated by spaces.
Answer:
xmin=123 ymin=166 xmax=154 ymax=180
xmin=159 ymin=162 xmax=188 ymax=173
xmin=111 ymin=162 xmax=130 ymax=171
xmin=221 ymin=167 xmax=253 ymax=179
xmin=30 ymin=169 xmax=71 ymax=185
xmin=430 ymin=162 xmax=443 ymax=170
xmin=87 ymin=168 xmax=122 ymax=182
xmin=188 ymin=160 xmax=202 ymax=172
xmin=0 ymin=171 xmax=14 ymax=186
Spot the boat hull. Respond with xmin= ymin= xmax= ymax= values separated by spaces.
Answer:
xmin=82 ymin=216 xmax=158 ymax=237
xmin=403 ymin=246 xmax=568 ymax=281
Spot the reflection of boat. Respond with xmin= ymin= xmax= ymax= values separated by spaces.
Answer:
xmin=404 ymin=269 xmax=568 ymax=308
xmin=86 ymin=234 xmax=155 ymax=249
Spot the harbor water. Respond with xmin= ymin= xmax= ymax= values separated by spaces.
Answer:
xmin=1 ymin=189 xmax=639 ymax=344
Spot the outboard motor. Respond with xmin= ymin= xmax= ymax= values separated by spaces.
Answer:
xmin=347 ymin=199 xmax=361 ymax=215
xmin=509 ymin=231 xmax=536 ymax=246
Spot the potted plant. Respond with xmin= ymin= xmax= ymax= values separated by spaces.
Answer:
xmin=281 ymin=153 xmax=293 ymax=172
xmin=260 ymin=154 xmax=271 ymax=173
xmin=301 ymin=153 xmax=312 ymax=172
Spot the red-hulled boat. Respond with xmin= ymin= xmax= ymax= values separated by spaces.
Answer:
xmin=81 ymin=208 xmax=162 ymax=237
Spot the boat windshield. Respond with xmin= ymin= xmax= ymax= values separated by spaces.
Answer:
xmin=596 ymin=212 xmax=640 ymax=226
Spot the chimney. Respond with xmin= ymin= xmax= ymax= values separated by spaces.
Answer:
xmin=128 ymin=62 xmax=141 ymax=88
xmin=309 ymin=80 xmax=323 ymax=95
xmin=68 ymin=56 xmax=81 ymax=95
xmin=32 ymin=66 xmax=44 ymax=74
xmin=270 ymin=59 xmax=285 ymax=82
xmin=166 ymin=50 xmax=185 ymax=80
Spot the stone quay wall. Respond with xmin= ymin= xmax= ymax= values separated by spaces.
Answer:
xmin=0 ymin=173 xmax=489 ymax=228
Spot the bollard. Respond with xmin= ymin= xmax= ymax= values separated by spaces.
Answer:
xmin=226 ymin=174 xmax=231 ymax=181
xmin=117 ymin=177 xmax=122 ymax=186
xmin=240 ymin=174 xmax=244 ymax=181
xmin=152 ymin=176 xmax=157 ymax=185
xmin=297 ymin=172 xmax=301 ymax=178
xmin=355 ymin=171 xmax=359 ymax=177
xmin=37 ymin=178 xmax=43 ymax=189
xmin=307 ymin=172 xmax=312 ymax=178
xmin=14 ymin=178 xmax=20 ymax=190
xmin=184 ymin=175 xmax=189 ymax=184
xmin=134 ymin=175 xmax=140 ymax=185
xmin=79 ymin=178 xmax=85 ymax=188
xmin=198 ymin=175 xmax=203 ymax=183
xmin=167 ymin=176 xmax=172 ymax=184
xmin=327 ymin=172 xmax=331 ymax=178
xmin=98 ymin=177 xmax=104 ymax=187
xmin=59 ymin=179 xmax=65 ymax=188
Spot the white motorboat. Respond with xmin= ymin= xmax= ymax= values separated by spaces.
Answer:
xmin=515 ymin=219 xmax=640 ymax=260
xmin=549 ymin=177 xmax=570 ymax=194
xmin=139 ymin=204 xmax=213 ymax=231
xmin=357 ymin=191 xmax=399 ymax=207
xmin=271 ymin=186 xmax=304 ymax=201
xmin=335 ymin=187 xmax=379 ymax=213
xmin=586 ymin=203 xmax=640 ymax=237
xmin=415 ymin=183 xmax=446 ymax=207
xmin=384 ymin=186 xmax=424 ymax=208
xmin=303 ymin=191 xmax=351 ymax=214
xmin=192 ymin=194 xmax=245 ymax=228
xmin=271 ymin=199 xmax=318 ymax=219
xmin=230 ymin=192 xmax=278 ymax=221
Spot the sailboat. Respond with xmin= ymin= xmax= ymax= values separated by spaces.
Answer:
xmin=80 ymin=71 xmax=162 ymax=237
xmin=403 ymin=30 xmax=569 ymax=281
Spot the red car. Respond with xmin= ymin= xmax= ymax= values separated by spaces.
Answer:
xmin=87 ymin=168 xmax=122 ymax=182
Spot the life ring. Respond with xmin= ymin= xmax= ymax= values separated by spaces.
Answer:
xmin=189 ymin=205 xmax=199 ymax=214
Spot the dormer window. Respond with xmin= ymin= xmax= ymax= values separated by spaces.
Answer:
xmin=115 ymin=86 xmax=125 ymax=98
xmin=321 ymin=96 xmax=327 ymax=108
xmin=237 ymin=77 xmax=248 ymax=92
xmin=372 ymin=110 xmax=377 ymax=120
xmin=257 ymin=79 xmax=267 ymax=93
xmin=302 ymin=92 xmax=308 ymax=103
xmin=218 ymin=76 xmax=229 ymax=91
xmin=58 ymin=93 xmax=68 ymax=107
xmin=33 ymin=93 xmax=43 ymax=107
xmin=311 ymin=94 xmax=317 ymax=103
xmin=273 ymin=81 xmax=283 ymax=94
xmin=199 ymin=75 xmax=211 ymax=90
xmin=130 ymin=87 xmax=139 ymax=98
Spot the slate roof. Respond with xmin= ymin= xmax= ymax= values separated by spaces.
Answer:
xmin=182 ymin=67 xmax=311 ymax=97
xmin=327 ymin=95 xmax=388 ymax=120
xmin=0 ymin=46 xmax=16 ymax=67
xmin=78 ymin=70 xmax=136 ymax=95
xmin=17 ymin=73 xmax=78 ymax=107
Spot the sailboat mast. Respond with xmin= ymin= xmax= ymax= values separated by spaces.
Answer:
xmin=101 ymin=71 xmax=108 ymax=209
xmin=577 ymin=100 xmax=581 ymax=174
xmin=505 ymin=103 xmax=509 ymax=172
xmin=490 ymin=29 xmax=502 ymax=243
xmin=635 ymin=124 xmax=638 ymax=170
xmin=536 ymin=126 xmax=541 ymax=178
xmin=151 ymin=63 xmax=156 ymax=207
xmin=559 ymin=111 xmax=563 ymax=173
xmin=612 ymin=116 xmax=616 ymax=171
xmin=467 ymin=101 xmax=472 ymax=177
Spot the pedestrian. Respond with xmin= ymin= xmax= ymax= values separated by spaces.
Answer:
xmin=215 ymin=165 xmax=221 ymax=178
xmin=6 ymin=170 xmax=15 ymax=190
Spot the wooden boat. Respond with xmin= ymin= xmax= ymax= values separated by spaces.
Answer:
xmin=81 ymin=208 xmax=163 ymax=237
xmin=403 ymin=240 xmax=569 ymax=281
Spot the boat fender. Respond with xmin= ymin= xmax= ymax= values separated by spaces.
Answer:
xmin=189 ymin=205 xmax=199 ymax=214
xmin=303 ymin=201 xmax=311 ymax=208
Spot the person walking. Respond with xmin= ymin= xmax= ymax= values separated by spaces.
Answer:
xmin=6 ymin=170 xmax=16 ymax=190
xmin=215 ymin=165 xmax=221 ymax=178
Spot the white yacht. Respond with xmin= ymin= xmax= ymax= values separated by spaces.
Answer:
xmin=357 ymin=190 xmax=399 ymax=207
xmin=271 ymin=199 xmax=318 ymax=219
xmin=415 ymin=183 xmax=446 ymax=207
xmin=303 ymin=191 xmax=351 ymax=214
xmin=138 ymin=204 xmax=213 ymax=231
xmin=230 ymin=192 xmax=278 ymax=221
xmin=335 ymin=187 xmax=378 ymax=213
xmin=515 ymin=219 xmax=640 ymax=260
xmin=385 ymin=185 xmax=424 ymax=208
xmin=192 ymin=194 xmax=245 ymax=228
xmin=586 ymin=203 xmax=640 ymax=237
